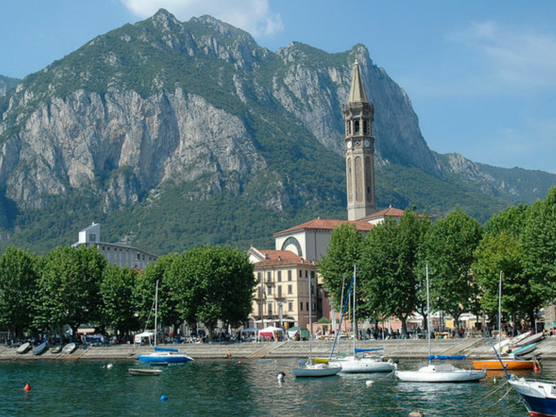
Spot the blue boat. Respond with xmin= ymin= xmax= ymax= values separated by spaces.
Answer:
xmin=33 ymin=342 xmax=48 ymax=355
xmin=509 ymin=376 xmax=556 ymax=416
xmin=138 ymin=346 xmax=193 ymax=364
xmin=136 ymin=281 xmax=193 ymax=364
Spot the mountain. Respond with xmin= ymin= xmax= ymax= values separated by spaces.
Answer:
xmin=0 ymin=9 xmax=554 ymax=255
xmin=0 ymin=75 xmax=20 ymax=96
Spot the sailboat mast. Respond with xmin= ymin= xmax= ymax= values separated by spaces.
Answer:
xmin=498 ymin=271 xmax=502 ymax=345
xmin=308 ymin=272 xmax=312 ymax=362
xmin=154 ymin=280 xmax=159 ymax=348
xmin=353 ymin=265 xmax=357 ymax=355
xmin=426 ymin=265 xmax=431 ymax=362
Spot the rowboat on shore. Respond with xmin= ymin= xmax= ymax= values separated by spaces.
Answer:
xmin=16 ymin=342 xmax=31 ymax=354
xmin=62 ymin=342 xmax=77 ymax=354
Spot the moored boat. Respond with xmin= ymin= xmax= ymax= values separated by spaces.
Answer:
xmin=396 ymin=359 xmax=486 ymax=383
xmin=509 ymin=376 xmax=556 ymax=417
xmin=472 ymin=357 xmax=539 ymax=371
xmin=137 ymin=281 xmax=194 ymax=364
xmin=395 ymin=266 xmax=485 ymax=383
xmin=293 ymin=272 xmax=341 ymax=378
xmin=128 ymin=368 xmax=162 ymax=376
xmin=50 ymin=346 xmax=62 ymax=354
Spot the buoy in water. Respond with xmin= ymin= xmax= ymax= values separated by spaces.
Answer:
xmin=365 ymin=380 xmax=374 ymax=387
xmin=107 ymin=363 xmax=113 ymax=369
xmin=238 ymin=361 xmax=242 ymax=364
xmin=24 ymin=383 xmax=31 ymax=391
xmin=408 ymin=411 xmax=424 ymax=417
xmin=160 ymin=395 xmax=168 ymax=401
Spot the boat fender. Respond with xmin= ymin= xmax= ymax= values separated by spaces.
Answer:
xmin=534 ymin=359 xmax=541 ymax=372
xmin=238 ymin=361 xmax=242 ymax=364
xmin=278 ymin=372 xmax=286 ymax=382
xmin=24 ymin=383 xmax=31 ymax=391
xmin=365 ymin=380 xmax=374 ymax=387
xmin=160 ymin=396 xmax=168 ymax=402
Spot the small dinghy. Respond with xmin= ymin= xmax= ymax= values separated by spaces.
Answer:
xmin=33 ymin=342 xmax=48 ymax=355
xmin=62 ymin=342 xmax=77 ymax=354
xmin=50 ymin=346 xmax=62 ymax=354
xmin=16 ymin=342 xmax=31 ymax=354
xmin=128 ymin=368 xmax=162 ymax=376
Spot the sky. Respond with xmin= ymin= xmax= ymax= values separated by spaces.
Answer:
xmin=2 ymin=1 xmax=556 ymax=174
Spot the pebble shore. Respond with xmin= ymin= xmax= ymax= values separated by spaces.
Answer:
xmin=2 ymin=336 xmax=555 ymax=361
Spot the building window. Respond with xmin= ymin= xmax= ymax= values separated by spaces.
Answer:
xmin=278 ymin=286 xmax=282 ymax=297
xmin=299 ymin=270 xmax=302 ymax=278
xmin=267 ymin=286 xmax=273 ymax=296
xmin=89 ymin=234 xmax=96 ymax=242
xmin=288 ymin=285 xmax=293 ymax=294
xmin=300 ymin=302 xmax=303 ymax=311
xmin=277 ymin=271 xmax=282 ymax=282
xmin=306 ymin=302 xmax=309 ymax=311
xmin=311 ymin=271 xmax=315 ymax=279
xmin=268 ymin=303 xmax=273 ymax=316
xmin=288 ymin=270 xmax=292 ymax=281
xmin=257 ymin=272 xmax=262 ymax=281
xmin=305 ymin=270 xmax=308 ymax=278
xmin=267 ymin=271 xmax=272 ymax=282
xmin=288 ymin=301 xmax=293 ymax=312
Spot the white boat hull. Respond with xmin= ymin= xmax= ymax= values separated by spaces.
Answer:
xmin=331 ymin=357 xmax=396 ymax=373
xmin=509 ymin=376 xmax=556 ymax=416
xmin=293 ymin=362 xmax=342 ymax=377
xmin=395 ymin=364 xmax=486 ymax=383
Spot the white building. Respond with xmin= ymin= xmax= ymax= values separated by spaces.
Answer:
xmin=72 ymin=223 xmax=158 ymax=270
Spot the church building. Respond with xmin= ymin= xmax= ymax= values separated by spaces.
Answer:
xmin=247 ymin=60 xmax=405 ymax=330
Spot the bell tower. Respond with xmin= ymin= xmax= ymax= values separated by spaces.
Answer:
xmin=344 ymin=59 xmax=376 ymax=221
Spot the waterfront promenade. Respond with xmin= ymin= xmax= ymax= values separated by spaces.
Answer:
xmin=2 ymin=336 xmax=556 ymax=361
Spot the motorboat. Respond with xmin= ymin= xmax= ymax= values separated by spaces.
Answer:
xmin=472 ymin=356 xmax=539 ymax=371
xmin=508 ymin=342 xmax=538 ymax=358
xmin=395 ymin=266 xmax=485 ymax=383
xmin=16 ymin=342 xmax=31 ymax=354
xmin=509 ymin=375 xmax=556 ymax=416
xmin=128 ymin=368 xmax=162 ymax=376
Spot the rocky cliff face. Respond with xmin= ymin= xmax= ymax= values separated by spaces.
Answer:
xmin=0 ymin=76 xmax=20 ymax=97
xmin=0 ymin=10 xmax=553 ymax=251
xmin=0 ymin=9 xmax=438 ymax=214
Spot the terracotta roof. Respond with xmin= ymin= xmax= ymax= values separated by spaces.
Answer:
xmin=250 ymin=249 xmax=310 ymax=267
xmin=358 ymin=206 xmax=406 ymax=221
xmin=274 ymin=218 xmax=373 ymax=236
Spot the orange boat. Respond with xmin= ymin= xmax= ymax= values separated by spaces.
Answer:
xmin=472 ymin=357 xmax=540 ymax=371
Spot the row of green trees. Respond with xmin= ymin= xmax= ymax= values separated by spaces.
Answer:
xmin=0 ymin=244 xmax=256 ymax=341
xmin=319 ymin=187 xmax=556 ymax=335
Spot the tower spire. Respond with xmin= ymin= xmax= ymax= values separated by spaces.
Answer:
xmin=348 ymin=59 xmax=368 ymax=104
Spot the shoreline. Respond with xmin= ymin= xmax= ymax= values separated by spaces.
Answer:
xmin=2 ymin=337 xmax=555 ymax=362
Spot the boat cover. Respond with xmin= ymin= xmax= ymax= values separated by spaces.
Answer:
xmin=428 ymin=355 xmax=466 ymax=361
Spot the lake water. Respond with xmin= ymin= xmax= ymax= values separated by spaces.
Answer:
xmin=0 ymin=357 xmax=545 ymax=416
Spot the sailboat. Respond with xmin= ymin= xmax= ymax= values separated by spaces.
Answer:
xmin=471 ymin=272 xmax=538 ymax=371
xmin=329 ymin=266 xmax=396 ymax=373
xmin=293 ymin=273 xmax=342 ymax=377
xmin=137 ymin=280 xmax=194 ymax=364
xmin=395 ymin=265 xmax=486 ymax=383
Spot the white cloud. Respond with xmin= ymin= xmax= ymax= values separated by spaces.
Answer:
xmin=120 ymin=0 xmax=283 ymax=37
xmin=450 ymin=21 xmax=556 ymax=92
